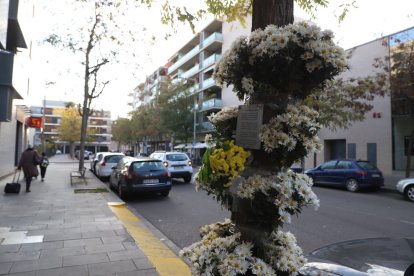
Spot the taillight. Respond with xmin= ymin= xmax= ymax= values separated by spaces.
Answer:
xmin=127 ymin=171 xmax=138 ymax=180
xmin=356 ymin=170 xmax=368 ymax=177
xmin=163 ymin=161 xmax=168 ymax=167
xmin=162 ymin=170 xmax=171 ymax=177
xmin=188 ymin=160 xmax=192 ymax=166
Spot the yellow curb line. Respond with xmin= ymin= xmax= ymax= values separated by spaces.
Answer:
xmin=108 ymin=202 xmax=191 ymax=276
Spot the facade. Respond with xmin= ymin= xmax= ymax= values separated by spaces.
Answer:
xmin=304 ymin=27 xmax=414 ymax=174
xmin=0 ymin=0 xmax=32 ymax=179
xmin=30 ymin=100 xmax=112 ymax=154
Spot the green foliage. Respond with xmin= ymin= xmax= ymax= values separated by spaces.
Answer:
xmin=57 ymin=108 xmax=82 ymax=143
xmin=130 ymin=105 xmax=161 ymax=141
xmin=112 ymin=117 xmax=133 ymax=145
xmin=155 ymin=79 xmax=194 ymax=143
xmin=139 ymin=0 xmax=355 ymax=32
xmin=304 ymin=73 xmax=388 ymax=130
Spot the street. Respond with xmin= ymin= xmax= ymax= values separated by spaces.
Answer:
xmin=102 ymin=178 xmax=414 ymax=254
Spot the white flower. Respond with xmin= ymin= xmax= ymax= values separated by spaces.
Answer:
xmin=241 ymin=77 xmax=254 ymax=94
xmin=208 ymin=106 xmax=239 ymax=124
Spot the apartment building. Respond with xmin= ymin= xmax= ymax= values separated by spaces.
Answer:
xmin=132 ymin=20 xmax=245 ymax=150
xmin=0 ymin=0 xmax=33 ymax=178
xmin=30 ymin=100 xmax=112 ymax=154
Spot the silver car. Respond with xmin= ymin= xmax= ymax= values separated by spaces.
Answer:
xmin=396 ymin=178 xmax=414 ymax=202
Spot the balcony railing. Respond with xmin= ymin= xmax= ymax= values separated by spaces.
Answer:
xmin=197 ymin=121 xmax=215 ymax=133
xmin=181 ymin=64 xmax=200 ymax=79
xmin=200 ymin=77 xmax=216 ymax=90
xmin=202 ymin=54 xmax=221 ymax=70
xmin=168 ymin=45 xmax=200 ymax=74
xmin=201 ymin=32 xmax=223 ymax=49
xmin=199 ymin=98 xmax=222 ymax=111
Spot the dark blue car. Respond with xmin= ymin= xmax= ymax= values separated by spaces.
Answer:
xmin=305 ymin=160 xmax=384 ymax=192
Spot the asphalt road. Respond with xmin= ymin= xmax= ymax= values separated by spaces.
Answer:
xmin=117 ymin=179 xmax=414 ymax=254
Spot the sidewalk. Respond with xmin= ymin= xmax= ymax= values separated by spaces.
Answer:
xmin=0 ymin=154 xmax=190 ymax=276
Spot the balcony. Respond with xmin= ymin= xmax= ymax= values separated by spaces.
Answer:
xmin=201 ymin=32 xmax=223 ymax=51
xmin=168 ymin=45 xmax=200 ymax=74
xmin=201 ymin=54 xmax=221 ymax=70
xmin=197 ymin=121 xmax=215 ymax=133
xmin=181 ymin=64 xmax=200 ymax=79
xmin=199 ymin=77 xmax=216 ymax=91
xmin=199 ymin=98 xmax=222 ymax=112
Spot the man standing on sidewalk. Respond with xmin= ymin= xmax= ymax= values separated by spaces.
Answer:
xmin=17 ymin=145 xmax=40 ymax=192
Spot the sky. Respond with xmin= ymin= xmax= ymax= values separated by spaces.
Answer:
xmin=26 ymin=0 xmax=414 ymax=120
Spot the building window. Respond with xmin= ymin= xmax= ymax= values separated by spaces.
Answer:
xmin=404 ymin=136 xmax=414 ymax=156
xmin=347 ymin=143 xmax=356 ymax=160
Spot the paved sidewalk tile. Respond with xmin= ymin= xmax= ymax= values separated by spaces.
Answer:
xmin=34 ymin=265 xmax=88 ymax=276
xmin=108 ymin=249 xmax=146 ymax=262
xmin=63 ymin=252 xmax=109 ymax=267
xmin=0 ymin=157 xmax=163 ymax=275
xmin=0 ymin=262 xmax=12 ymax=274
xmin=87 ymin=260 xmax=137 ymax=276
xmin=9 ymin=256 xmax=62 ymax=274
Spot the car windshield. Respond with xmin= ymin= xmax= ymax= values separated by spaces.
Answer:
xmin=356 ymin=161 xmax=377 ymax=170
xmin=105 ymin=155 xmax=124 ymax=163
xmin=166 ymin=154 xmax=188 ymax=161
xmin=132 ymin=161 xmax=165 ymax=172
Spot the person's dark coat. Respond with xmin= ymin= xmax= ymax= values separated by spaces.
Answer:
xmin=18 ymin=149 xmax=40 ymax=178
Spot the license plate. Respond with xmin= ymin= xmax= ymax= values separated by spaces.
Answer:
xmin=372 ymin=174 xmax=380 ymax=177
xmin=143 ymin=179 xmax=159 ymax=184
xmin=174 ymin=166 xmax=184 ymax=169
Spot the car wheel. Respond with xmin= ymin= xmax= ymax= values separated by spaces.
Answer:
xmin=346 ymin=178 xmax=359 ymax=192
xmin=118 ymin=183 xmax=127 ymax=200
xmin=160 ymin=191 xmax=169 ymax=197
xmin=404 ymin=184 xmax=414 ymax=202
xmin=183 ymin=176 xmax=192 ymax=183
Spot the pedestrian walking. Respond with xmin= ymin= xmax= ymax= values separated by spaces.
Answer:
xmin=39 ymin=152 xmax=49 ymax=182
xmin=17 ymin=145 xmax=40 ymax=192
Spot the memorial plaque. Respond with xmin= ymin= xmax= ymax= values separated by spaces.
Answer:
xmin=236 ymin=104 xmax=263 ymax=149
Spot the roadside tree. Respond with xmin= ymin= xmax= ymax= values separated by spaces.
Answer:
xmin=388 ymin=30 xmax=414 ymax=177
xmin=155 ymin=79 xmax=194 ymax=147
xmin=112 ymin=118 xmax=133 ymax=152
xmin=130 ymin=105 xmax=161 ymax=154
xmin=57 ymin=107 xmax=81 ymax=159
xmin=44 ymin=0 xmax=153 ymax=171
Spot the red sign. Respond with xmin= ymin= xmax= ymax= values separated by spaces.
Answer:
xmin=26 ymin=117 xmax=42 ymax=128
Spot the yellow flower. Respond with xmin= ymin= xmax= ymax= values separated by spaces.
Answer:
xmin=209 ymin=140 xmax=249 ymax=187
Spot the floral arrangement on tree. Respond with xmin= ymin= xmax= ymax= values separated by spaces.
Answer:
xmin=181 ymin=21 xmax=348 ymax=276
xmin=213 ymin=21 xmax=348 ymax=103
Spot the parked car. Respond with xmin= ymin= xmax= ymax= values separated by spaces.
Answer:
xmin=305 ymin=159 xmax=384 ymax=192
xmin=396 ymin=178 xmax=414 ymax=202
xmin=300 ymin=237 xmax=414 ymax=275
xmin=95 ymin=152 xmax=125 ymax=180
xmin=90 ymin=152 xmax=107 ymax=174
xmin=109 ymin=156 xmax=172 ymax=199
xmin=149 ymin=151 xmax=193 ymax=183
xmin=75 ymin=150 xmax=92 ymax=160
xmin=135 ymin=152 xmax=148 ymax=157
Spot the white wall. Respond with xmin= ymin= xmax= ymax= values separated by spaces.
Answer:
xmin=220 ymin=18 xmax=252 ymax=108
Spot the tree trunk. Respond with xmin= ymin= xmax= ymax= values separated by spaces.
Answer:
xmin=252 ymin=0 xmax=294 ymax=30
xmin=406 ymin=128 xmax=414 ymax=178
xmin=69 ymin=142 xmax=75 ymax=159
